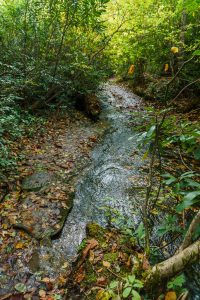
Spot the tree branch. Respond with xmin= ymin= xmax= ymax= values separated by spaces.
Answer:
xmin=179 ymin=211 xmax=200 ymax=252
xmin=146 ymin=239 xmax=200 ymax=285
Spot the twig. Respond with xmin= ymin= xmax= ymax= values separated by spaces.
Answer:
xmin=171 ymin=78 xmax=200 ymax=103
xmin=107 ymin=267 xmax=124 ymax=280
xmin=178 ymin=147 xmax=193 ymax=171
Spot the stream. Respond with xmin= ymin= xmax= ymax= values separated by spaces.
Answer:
xmin=52 ymin=83 xmax=146 ymax=260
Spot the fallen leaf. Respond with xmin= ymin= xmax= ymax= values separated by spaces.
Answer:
xmin=61 ymin=262 xmax=68 ymax=269
xmin=96 ymin=290 xmax=111 ymax=300
xmin=102 ymin=261 xmax=111 ymax=268
xmin=97 ymin=268 xmax=103 ymax=273
xmin=142 ymin=257 xmax=150 ymax=270
xmin=171 ymin=47 xmax=179 ymax=54
xmin=39 ymin=290 xmax=46 ymax=298
xmin=41 ymin=277 xmax=51 ymax=283
xmin=89 ymin=250 xmax=95 ymax=262
xmin=164 ymin=64 xmax=169 ymax=72
xmin=128 ymin=64 xmax=135 ymax=75
xmin=97 ymin=277 xmax=108 ymax=286
xmin=15 ymin=242 xmax=25 ymax=249
xmin=2 ymin=224 xmax=8 ymax=229
xmin=165 ymin=291 xmax=177 ymax=300
xmin=89 ymin=136 xmax=97 ymax=143
xmin=80 ymin=239 xmax=98 ymax=264
xmin=75 ymin=266 xmax=85 ymax=283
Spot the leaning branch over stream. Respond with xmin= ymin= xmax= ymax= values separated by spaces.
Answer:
xmin=146 ymin=239 xmax=200 ymax=285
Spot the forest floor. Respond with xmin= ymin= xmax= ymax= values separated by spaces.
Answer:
xmin=0 ymin=108 xmax=108 ymax=299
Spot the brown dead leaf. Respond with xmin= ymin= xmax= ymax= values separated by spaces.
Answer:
xmin=57 ymin=275 xmax=67 ymax=287
xmin=97 ymin=277 xmax=108 ymax=287
xmin=81 ymin=239 xmax=98 ymax=262
xmin=15 ymin=242 xmax=24 ymax=249
xmin=89 ymin=136 xmax=97 ymax=143
xmin=165 ymin=291 xmax=177 ymax=300
xmin=75 ymin=266 xmax=85 ymax=283
xmin=142 ymin=257 xmax=150 ymax=270
xmin=97 ymin=268 xmax=103 ymax=273
xmin=126 ymin=256 xmax=131 ymax=267
xmin=89 ymin=250 xmax=95 ymax=262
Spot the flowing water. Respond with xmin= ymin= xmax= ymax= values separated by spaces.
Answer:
xmin=53 ymin=82 xmax=146 ymax=259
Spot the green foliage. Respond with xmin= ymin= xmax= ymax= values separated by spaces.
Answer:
xmin=162 ymin=171 xmax=200 ymax=211
xmin=107 ymin=275 xmax=143 ymax=300
xmin=167 ymin=274 xmax=186 ymax=295
xmin=0 ymin=94 xmax=45 ymax=172
xmin=0 ymin=0 xmax=111 ymax=173
xmin=104 ymin=0 xmax=200 ymax=99
xmin=157 ymin=215 xmax=181 ymax=236
xmin=0 ymin=0 xmax=110 ymax=107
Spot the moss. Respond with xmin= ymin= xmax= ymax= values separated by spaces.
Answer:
xmin=86 ymin=222 xmax=105 ymax=242
xmin=85 ymin=272 xmax=97 ymax=284
xmin=104 ymin=252 xmax=118 ymax=263
xmin=84 ymin=261 xmax=97 ymax=284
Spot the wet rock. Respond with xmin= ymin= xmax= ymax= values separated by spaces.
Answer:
xmin=22 ymin=172 xmax=54 ymax=192
xmin=75 ymin=93 xmax=101 ymax=120
xmin=28 ymin=251 xmax=40 ymax=273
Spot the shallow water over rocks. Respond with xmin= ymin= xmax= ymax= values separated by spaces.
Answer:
xmin=53 ymin=83 xmax=147 ymax=260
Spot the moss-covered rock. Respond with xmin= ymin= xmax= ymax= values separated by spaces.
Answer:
xmin=86 ymin=222 xmax=106 ymax=242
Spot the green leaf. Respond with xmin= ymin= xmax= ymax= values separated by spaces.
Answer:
xmin=167 ymin=274 xmax=185 ymax=289
xmin=193 ymin=50 xmax=200 ymax=56
xmin=128 ymin=275 xmax=136 ymax=284
xmin=135 ymin=223 xmax=145 ymax=240
xmin=131 ymin=289 xmax=141 ymax=300
xmin=184 ymin=179 xmax=200 ymax=189
xmin=194 ymin=146 xmax=200 ymax=160
xmin=14 ymin=283 xmax=27 ymax=293
xmin=162 ymin=173 xmax=177 ymax=185
xmin=183 ymin=190 xmax=200 ymax=202
xmin=133 ymin=283 xmax=143 ymax=289
xmin=110 ymin=281 xmax=118 ymax=289
xmin=133 ymin=279 xmax=143 ymax=289
xmin=123 ymin=287 xmax=132 ymax=298
xmin=147 ymin=125 xmax=156 ymax=138
xmin=176 ymin=191 xmax=200 ymax=211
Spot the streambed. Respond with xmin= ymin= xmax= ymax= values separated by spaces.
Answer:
xmin=53 ymin=83 xmax=146 ymax=259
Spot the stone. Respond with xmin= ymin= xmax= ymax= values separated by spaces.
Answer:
xmin=22 ymin=172 xmax=54 ymax=192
